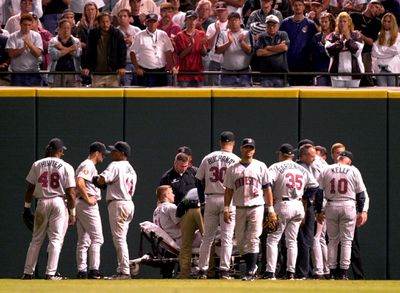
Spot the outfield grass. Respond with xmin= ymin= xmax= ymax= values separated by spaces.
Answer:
xmin=1 ymin=279 xmax=400 ymax=293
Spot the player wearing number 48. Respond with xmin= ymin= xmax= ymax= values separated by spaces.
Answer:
xmin=22 ymin=138 xmax=77 ymax=280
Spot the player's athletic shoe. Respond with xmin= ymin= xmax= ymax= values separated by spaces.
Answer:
xmin=285 ymin=272 xmax=295 ymax=280
xmin=312 ymin=274 xmax=325 ymax=280
xmin=328 ymin=269 xmax=337 ymax=280
xmin=338 ymin=269 xmax=348 ymax=280
xmin=21 ymin=273 xmax=33 ymax=280
xmin=77 ymin=271 xmax=88 ymax=279
xmin=45 ymin=274 xmax=67 ymax=280
xmin=108 ymin=273 xmax=131 ymax=280
xmin=242 ymin=273 xmax=255 ymax=281
xmin=262 ymin=272 xmax=276 ymax=280
xmin=242 ymin=265 xmax=257 ymax=281
xmin=295 ymin=276 xmax=307 ymax=280
xmin=219 ymin=270 xmax=233 ymax=280
xmin=89 ymin=269 xmax=105 ymax=279
xmin=197 ymin=270 xmax=207 ymax=279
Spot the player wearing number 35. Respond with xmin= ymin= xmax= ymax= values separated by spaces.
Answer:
xmin=94 ymin=141 xmax=137 ymax=280
xmin=264 ymin=143 xmax=319 ymax=280
xmin=22 ymin=138 xmax=76 ymax=280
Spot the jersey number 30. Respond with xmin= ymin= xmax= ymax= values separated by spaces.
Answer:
xmin=38 ymin=171 xmax=60 ymax=188
xmin=209 ymin=167 xmax=227 ymax=183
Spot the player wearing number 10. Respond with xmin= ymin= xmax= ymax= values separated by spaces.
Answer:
xmin=315 ymin=151 xmax=366 ymax=280
xmin=22 ymin=138 xmax=76 ymax=280
xmin=196 ymin=131 xmax=240 ymax=279
xmin=95 ymin=141 xmax=137 ymax=280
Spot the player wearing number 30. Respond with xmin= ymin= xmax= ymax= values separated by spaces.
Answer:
xmin=315 ymin=151 xmax=366 ymax=280
xmin=264 ymin=144 xmax=319 ymax=280
xmin=22 ymin=138 xmax=76 ymax=280
xmin=196 ymin=131 xmax=240 ymax=279
xmin=94 ymin=141 xmax=137 ymax=280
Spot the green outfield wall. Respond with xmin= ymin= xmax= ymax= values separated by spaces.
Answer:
xmin=0 ymin=88 xmax=397 ymax=279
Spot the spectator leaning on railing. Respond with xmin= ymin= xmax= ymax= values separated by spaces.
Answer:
xmin=215 ymin=12 xmax=253 ymax=87
xmin=6 ymin=13 xmax=43 ymax=86
xmin=254 ymin=14 xmax=289 ymax=87
xmin=372 ymin=12 xmax=400 ymax=87
xmin=130 ymin=13 xmax=177 ymax=87
xmin=325 ymin=12 xmax=364 ymax=88
xmin=81 ymin=12 xmax=127 ymax=88
xmin=310 ymin=12 xmax=336 ymax=86
xmin=48 ymin=19 xmax=82 ymax=87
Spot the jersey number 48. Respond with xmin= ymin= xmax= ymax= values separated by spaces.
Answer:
xmin=38 ymin=171 xmax=60 ymax=188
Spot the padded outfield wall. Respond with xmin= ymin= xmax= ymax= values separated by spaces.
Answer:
xmin=0 ymin=87 xmax=397 ymax=279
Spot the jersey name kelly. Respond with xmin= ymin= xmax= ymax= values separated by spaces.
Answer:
xmin=330 ymin=166 xmax=350 ymax=174
xmin=234 ymin=176 xmax=260 ymax=189
xmin=207 ymin=155 xmax=236 ymax=165
xmin=40 ymin=159 xmax=63 ymax=169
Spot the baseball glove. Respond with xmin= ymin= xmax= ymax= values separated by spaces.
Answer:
xmin=263 ymin=213 xmax=279 ymax=234
xmin=23 ymin=208 xmax=34 ymax=232
xmin=92 ymin=176 xmax=106 ymax=189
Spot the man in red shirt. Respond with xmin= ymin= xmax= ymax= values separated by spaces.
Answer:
xmin=174 ymin=10 xmax=208 ymax=87
xmin=158 ymin=2 xmax=182 ymax=38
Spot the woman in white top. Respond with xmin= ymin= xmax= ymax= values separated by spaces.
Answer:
xmin=372 ymin=13 xmax=400 ymax=87
xmin=325 ymin=12 xmax=364 ymax=88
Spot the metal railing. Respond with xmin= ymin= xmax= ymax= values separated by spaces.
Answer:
xmin=0 ymin=70 xmax=398 ymax=87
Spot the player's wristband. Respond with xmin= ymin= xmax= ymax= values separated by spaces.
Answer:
xmin=24 ymin=202 xmax=31 ymax=208
xmin=267 ymin=206 xmax=275 ymax=214
xmin=224 ymin=206 xmax=229 ymax=213
xmin=69 ymin=208 xmax=76 ymax=217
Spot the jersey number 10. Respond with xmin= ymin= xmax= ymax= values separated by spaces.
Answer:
xmin=330 ymin=178 xmax=348 ymax=194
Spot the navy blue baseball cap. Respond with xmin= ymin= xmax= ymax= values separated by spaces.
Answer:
xmin=109 ymin=141 xmax=131 ymax=157
xmin=90 ymin=141 xmax=110 ymax=155
xmin=220 ymin=131 xmax=235 ymax=143
xmin=48 ymin=138 xmax=67 ymax=151
xmin=185 ymin=10 xmax=198 ymax=19
xmin=298 ymin=138 xmax=314 ymax=148
xmin=241 ymin=138 xmax=255 ymax=148
xmin=339 ymin=150 xmax=353 ymax=161
xmin=279 ymin=143 xmax=296 ymax=155
xmin=177 ymin=146 xmax=192 ymax=156
xmin=146 ymin=13 xmax=158 ymax=22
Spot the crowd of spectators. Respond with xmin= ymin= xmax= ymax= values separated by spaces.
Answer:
xmin=0 ymin=0 xmax=399 ymax=87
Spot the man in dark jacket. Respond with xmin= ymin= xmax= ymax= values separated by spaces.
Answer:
xmin=81 ymin=12 xmax=126 ymax=87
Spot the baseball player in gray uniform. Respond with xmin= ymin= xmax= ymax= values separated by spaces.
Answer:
xmin=94 ymin=141 xmax=137 ymax=280
xmin=224 ymin=138 xmax=272 ymax=281
xmin=75 ymin=142 xmax=110 ymax=279
xmin=315 ymin=151 xmax=367 ymax=280
xmin=153 ymin=185 xmax=182 ymax=244
xmin=196 ymin=131 xmax=240 ymax=279
xmin=264 ymin=143 xmax=319 ymax=280
xmin=22 ymin=138 xmax=76 ymax=280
